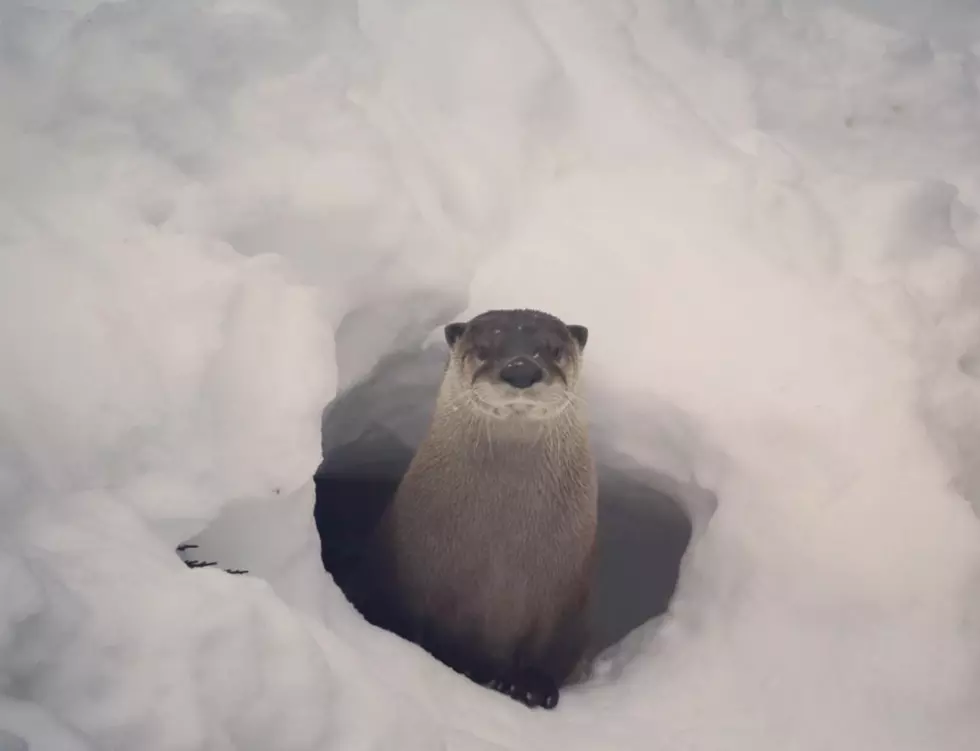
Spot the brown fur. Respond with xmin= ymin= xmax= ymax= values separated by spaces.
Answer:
xmin=365 ymin=309 xmax=598 ymax=702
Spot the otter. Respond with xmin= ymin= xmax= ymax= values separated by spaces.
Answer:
xmin=361 ymin=308 xmax=597 ymax=710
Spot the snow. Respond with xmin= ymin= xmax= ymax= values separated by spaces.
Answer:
xmin=2 ymin=0 xmax=980 ymax=749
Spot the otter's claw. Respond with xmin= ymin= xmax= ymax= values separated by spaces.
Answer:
xmin=487 ymin=669 xmax=559 ymax=709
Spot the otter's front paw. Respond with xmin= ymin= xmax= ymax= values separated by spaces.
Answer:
xmin=488 ymin=669 xmax=559 ymax=710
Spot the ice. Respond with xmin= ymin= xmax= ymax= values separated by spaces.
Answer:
xmin=2 ymin=0 xmax=980 ymax=750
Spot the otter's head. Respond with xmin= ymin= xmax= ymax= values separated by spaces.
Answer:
xmin=442 ymin=308 xmax=589 ymax=421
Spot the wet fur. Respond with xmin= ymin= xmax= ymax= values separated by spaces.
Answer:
xmin=361 ymin=310 xmax=597 ymax=709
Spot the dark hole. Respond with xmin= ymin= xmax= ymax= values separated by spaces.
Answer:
xmin=313 ymin=341 xmax=693 ymax=659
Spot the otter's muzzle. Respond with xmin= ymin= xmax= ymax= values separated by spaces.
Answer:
xmin=499 ymin=356 xmax=544 ymax=389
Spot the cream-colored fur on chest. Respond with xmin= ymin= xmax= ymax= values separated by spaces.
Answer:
xmin=379 ymin=398 xmax=597 ymax=668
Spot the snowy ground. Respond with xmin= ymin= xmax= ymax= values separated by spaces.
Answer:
xmin=2 ymin=0 xmax=980 ymax=749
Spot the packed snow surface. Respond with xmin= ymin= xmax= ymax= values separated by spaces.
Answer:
xmin=3 ymin=0 xmax=980 ymax=749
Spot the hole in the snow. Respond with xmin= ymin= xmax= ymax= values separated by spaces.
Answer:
xmin=313 ymin=338 xmax=696 ymax=660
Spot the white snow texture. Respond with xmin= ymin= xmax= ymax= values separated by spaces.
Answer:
xmin=2 ymin=0 xmax=980 ymax=749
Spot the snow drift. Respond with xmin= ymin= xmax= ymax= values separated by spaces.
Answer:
xmin=2 ymin=0 xmax=980 ymax=749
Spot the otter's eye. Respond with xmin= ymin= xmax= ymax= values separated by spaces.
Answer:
xmin=534 ymin=346 xmax=563 ymax=361
xmin=474 ymin=346 xmax=491 ymax=360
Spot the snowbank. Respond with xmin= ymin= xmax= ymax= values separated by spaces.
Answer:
xmin=1 ymin=0 xmax=979 ymax=749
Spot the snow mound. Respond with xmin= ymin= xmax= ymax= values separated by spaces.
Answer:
xmin=2 ymin=1 xmax=980 ymax=750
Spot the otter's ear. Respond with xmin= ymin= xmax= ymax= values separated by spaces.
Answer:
xmin=444 ymin=322 xmax=467 ymax=348
xmin=568 ymin=325 xmax=589 ymax=350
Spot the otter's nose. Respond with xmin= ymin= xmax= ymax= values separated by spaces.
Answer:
xmin=499 ymin=357 xmax=544 ymax=389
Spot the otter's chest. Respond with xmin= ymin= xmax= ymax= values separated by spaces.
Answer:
xmin=394 ymin=444 xmax=597 ymax=555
